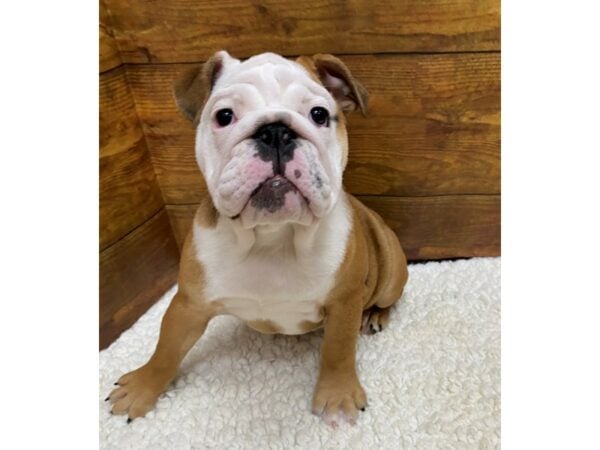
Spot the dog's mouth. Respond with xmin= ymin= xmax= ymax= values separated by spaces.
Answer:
xmin=248 ymin=175 xmax=304 ymax=213
xmin=229 ymin=175 xmax=308 ymax=221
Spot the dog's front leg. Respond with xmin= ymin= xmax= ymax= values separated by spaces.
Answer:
xmin=312 ymin=290 xmax=367 ymax=426
xmin=107 ymin=291 xmax=217 ymax=421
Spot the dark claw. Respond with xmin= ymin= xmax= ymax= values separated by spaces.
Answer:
xmin=127 ymin=418 xmax=133 ymax=424
xmin=378 ymin=324 xmax=382 ymax=332
xmin=114 ymin=382 xmax=119 ymax=386
xmin=369 ymin=324 xmax=375 ymax=334
xmin=104 ymin=396 xmax=110 ymax=401
xmin=360 ymin=407 xmax=365 ymax=411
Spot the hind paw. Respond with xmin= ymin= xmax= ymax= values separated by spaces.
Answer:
xmin=360 ymin=305 xmax=392 ymax=335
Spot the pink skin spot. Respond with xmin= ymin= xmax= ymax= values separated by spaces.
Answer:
xmin=285 ymin=155 xmax=315 ymax=197
xmin=321 ymin=410 xmax=357 ymax=428
xmin=243 ymin=160 xmax=273 ymax=182
xmin=217 ymin=155 xmax=274 ymax=216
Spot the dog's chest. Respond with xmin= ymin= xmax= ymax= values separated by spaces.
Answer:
xmin=204 ymin=247 xmax=336 ymax=334
xmin=193 ymin=206 xmax=351 ymax=334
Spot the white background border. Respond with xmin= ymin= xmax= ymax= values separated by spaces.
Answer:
xmin=2 ymin=0 xmax=600 ymax=447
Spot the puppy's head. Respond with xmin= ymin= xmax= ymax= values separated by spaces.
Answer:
xmin=173 ymin=51 xmax=368 ymax=229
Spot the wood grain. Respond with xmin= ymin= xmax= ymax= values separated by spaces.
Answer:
xmin=126 ymin=52 xmax=499 ymax=204
xmin=165 ymin=204 xmax=198 ymax=250
xmin=100 ymin=0 xmax=121 ymax=73
xmin=100 ymin=209 xmax=180 ymax=349
xmin=344 ymin=53 xmax=500 ymax=196
xmin=100 ymin=67 xmax=143 ymax=158
xmin=100 ymin=68 xmax=165 ymax=250
xmin=360 ymin=195 xmax=500 ymax=260
xmin=166 ymin=194 xmax=500 ymax=261
xmin=103 ymin=0 xmax=499 ymax=63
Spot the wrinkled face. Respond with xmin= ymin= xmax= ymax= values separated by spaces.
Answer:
xmin=195 ymin=53 xmax=348 ymax=229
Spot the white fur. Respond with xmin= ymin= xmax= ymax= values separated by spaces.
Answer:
xmin=193 ymin=192 xmax=352 ymax=334
xmin=186 ymin=52 xmax=355 ymax=333
xmin=194 ymin=52 xmax=346 ymax=225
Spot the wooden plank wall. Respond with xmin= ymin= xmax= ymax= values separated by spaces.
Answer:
xmin=99 ymin=1 xmax=179 ymax=349
xmin=100 ymin=0 xmax=500 ymax=345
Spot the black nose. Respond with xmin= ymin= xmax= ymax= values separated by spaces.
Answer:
xmin=254 ymin=122 xmax=296 ymax=148
xmin=253 ymin=122 xmax=297 ymax=175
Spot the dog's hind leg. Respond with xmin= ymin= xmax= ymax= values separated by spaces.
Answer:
xmin=361 ymin=304 xmax=395 ymax=334
xmin=360 ymin=243 xmax=408 ymax=335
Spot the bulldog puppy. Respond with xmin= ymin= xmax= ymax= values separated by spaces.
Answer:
xmin=107 ymin=51 xmax=408 ymax=426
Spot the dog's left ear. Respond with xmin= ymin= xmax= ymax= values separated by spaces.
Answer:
xmin=173 ymin=50 xmax=238 ymax=123
xmin=296 ymin=54 xmax=368 ymax=115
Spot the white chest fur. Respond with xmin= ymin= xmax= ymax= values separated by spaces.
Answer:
xmin=193 ymin=194 xmax=352 ymax=334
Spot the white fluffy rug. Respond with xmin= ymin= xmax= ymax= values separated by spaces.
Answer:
xmin=100 ymin=257 xmax=500 ymax=449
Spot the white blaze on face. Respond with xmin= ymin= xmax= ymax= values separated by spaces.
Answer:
xmin=194 ymin=53 xmax=345 ymax=228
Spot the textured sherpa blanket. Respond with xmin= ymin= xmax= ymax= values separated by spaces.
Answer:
xmin=100 ymin=257 xmax=500 ymax=449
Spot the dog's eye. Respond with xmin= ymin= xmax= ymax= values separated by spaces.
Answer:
xmin=215 ymin=109 xmax=234 ymax=127
xmin=310 ymin=107 xmax=329 ymax=126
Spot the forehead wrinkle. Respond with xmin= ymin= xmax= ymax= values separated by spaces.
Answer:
xmin=281 ymin=83 xmax=325 ymax=110
xmin=304 ymin=83 xmax=332 ymax=101
xmin=224 ymin=65 xmax=283 ymax=98
xmin=208 ymin=83 xmax=265 ymax=109
xmin=215 ymin=60 xmax=335 ymax=112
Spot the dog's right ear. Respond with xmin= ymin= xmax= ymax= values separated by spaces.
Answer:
xmin=296 ymin=53 xmax=368 ymax=116
xmin=173 ymin=50 xmax=237 ymax=123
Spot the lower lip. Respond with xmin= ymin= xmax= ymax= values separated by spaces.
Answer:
xmin=247 ymin=175 xmax=312 ymax=210
xmin=251 ymin=175 xmax=296 ymax=196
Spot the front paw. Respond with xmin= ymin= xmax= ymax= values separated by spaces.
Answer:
xmin=106 ymin=365 xmax=171 ymax=421
xmin=311 ymin=376 xmax=368 ymax=426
